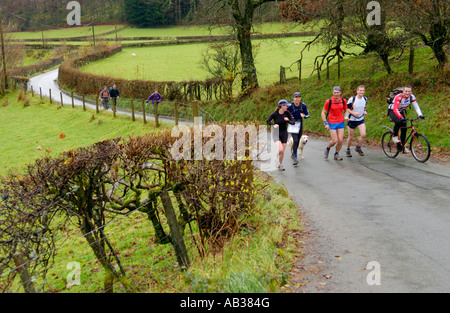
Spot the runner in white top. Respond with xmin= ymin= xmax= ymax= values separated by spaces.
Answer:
xmin=346 ymin=85 xmax=368 ymax=157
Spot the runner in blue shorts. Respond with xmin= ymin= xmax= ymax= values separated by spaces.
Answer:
xmin=328 ymin=122 xmax=346 ymax=130
xmin=321 ymin=86 xmax=349 ymax=161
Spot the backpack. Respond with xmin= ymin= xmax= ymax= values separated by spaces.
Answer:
xmin=386 ymin=87 xmax=403 ymax=105
xmin=326 ymin=97 xmax=344 ymax=120
xmin=348 ymin=96 xmax=367 ymax=119
xmin=290 ymin=101 xmax=304 ymax=116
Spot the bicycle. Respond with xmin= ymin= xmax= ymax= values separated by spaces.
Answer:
xmin=381 ymin=117 xmax=431 ymax=163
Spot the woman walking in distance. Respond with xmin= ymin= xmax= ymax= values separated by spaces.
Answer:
xmin=346 ymin=85 xmax=368 ymax=157
xmin=321 ymin=86 xmax=349 ymax=161
xmin=99 ymin=86 xmax=111 ymax=110
xmin=266 ymin=99 xmax=295 ymax=171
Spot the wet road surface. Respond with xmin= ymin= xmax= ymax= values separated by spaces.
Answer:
xmin=265 ymin=135 xmax=450 ymax=292
xmin=28 ymin=70 xmax=450 ymax=292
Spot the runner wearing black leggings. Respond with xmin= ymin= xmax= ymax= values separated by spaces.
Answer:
xmin=266 ymin=99 xmax=295 ymax=171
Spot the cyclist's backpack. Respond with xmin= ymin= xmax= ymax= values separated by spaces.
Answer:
xmin=386 ymin=87 xmax=403 ymax=105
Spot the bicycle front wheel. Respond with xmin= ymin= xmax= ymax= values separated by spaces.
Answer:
xmin=382 ymin=131 xmax=400 ymax=158
xmin=410 ymin=133 xmax=431 ymax=163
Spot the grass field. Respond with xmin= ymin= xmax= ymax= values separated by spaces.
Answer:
xmin=0 ymin=89 xmax=302 ymax=293
xmin=0 ymin=90 xmax=169 ymax=175
xmin=11 ymin=22 xmax=317 ymax=41
xmin=10 ymin=24 xmax=123 ymax=40
xmin=79 ymin=37 xmax=362 ymax=86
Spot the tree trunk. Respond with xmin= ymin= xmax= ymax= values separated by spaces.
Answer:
xmin=142 ymin=200 xmax=171 ymax=244
xmin=379 ymin=51 xmax=392 ymax=75
xmin=236 ymin=18 xmax=258 ymax=92
xmin=13 ymin=254 xmax=36 ymax=293
xmin=429 ymin=21 xmax=447 ymax=68
xmin=82 ymin=218 xmax=119 ymax=293
xmin=160 ymin=190 xmax=190 ymax=270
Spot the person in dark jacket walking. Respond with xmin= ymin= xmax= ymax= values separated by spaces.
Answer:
xmin=109 ymin=84 xmax=120 ymax=109
xmin=99 ymin=86 xmax=111 ymax=110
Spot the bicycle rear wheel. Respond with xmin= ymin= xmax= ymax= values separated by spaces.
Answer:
xmin=382 ymin=131 xmax=400 ymax=158
xmin=410 ymin=133 xmax=431 ymax=163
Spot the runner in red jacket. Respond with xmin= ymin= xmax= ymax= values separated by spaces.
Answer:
xmin=321 ymin=86 xmax=349 ymax=161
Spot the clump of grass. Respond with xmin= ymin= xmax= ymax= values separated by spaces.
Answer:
xmin=17 ymin=90 xmax=31 ymax=107
xmin=1 ymin=99 xmax=8 ymax=107
xmin=17 ymin=90 xmax=26 ymax=101
xmin=22 ymin=98 xmax=30 ymax=107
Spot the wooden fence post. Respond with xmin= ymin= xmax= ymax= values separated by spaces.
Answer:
xmin=82 ymin=94 xmax=86 ymax=111
xmin=338 ymin=55 xmax=341 ymax=79
xmin=31 ymin=86 xmax=34 ymax=97
xmin=71 ymin=92 xmax=74 ymax=108
xmin=280 ymin=66 xmax=286 ymax=84
xmin=154 ymin=102 xmax=159 ymax=127
xmin=298 ymin=59 xmax=302 ymax=85
xmin=96 ymin=97 xmax=99 ymax=113
xmin=142 ymin=100 xmax=146 ymax=124
xmin=316 ymin=61 xmax=321 ymax=81
xmin=326 ymin=59 xmax=330 ymax=80
xmin=49 ymin=89 xmax=52 ymax=104
xmin=160 ymin=190 xmax=190 ymax=271
xmin=60 ymin=92 xmax=63 ymax=107
xmin=39 ymin=87 xmax=42 ymax=99
xmin=131 ymin=100 xmax=135 ymax=121
xmin=192 ymin=102 xmax=199 ymax=125
xmin=174 ymin=102 xmax=179 ymax=126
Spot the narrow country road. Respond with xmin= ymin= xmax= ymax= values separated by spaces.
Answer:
xmin=27 ymin=69 xmax=191 ymax=125
xmin=267 ymin=135 xmax=450 ymax=293
xmin=27 ymin=70 xmax=450 ymax=293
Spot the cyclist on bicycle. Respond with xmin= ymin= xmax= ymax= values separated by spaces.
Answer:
xmin=387 ymin=85 xmax=424 ymax=152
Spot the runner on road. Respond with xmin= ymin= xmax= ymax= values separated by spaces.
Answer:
xmin=266 ymin=99 xmax=295 ymax=171
xmin=321 ymin=86 xmax=349 ymax=161
xmin=346 ymin=85 xmax=368 ymax=157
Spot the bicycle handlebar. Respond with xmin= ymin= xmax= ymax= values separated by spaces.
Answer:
xmin=404 ymin=116 xmax=425 ymax=122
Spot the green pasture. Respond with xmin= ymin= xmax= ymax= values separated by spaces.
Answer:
xmin=79 ymin=37 xmax=362 ymax=86
xmin=101 ymin=21 xmax=317 ymax=39
xmin=11 ymin=21 xmax=316 ymax=41
xmin=0 ymin=91 xmax=168 ymax=175
xmin=9 ymin=24 xmax=122 ymax=40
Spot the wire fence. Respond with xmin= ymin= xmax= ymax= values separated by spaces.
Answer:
xmin=0 ymin=128 xmax=257 ymax=293
xmin=27 ymin=84 xmax=216 ymax=127
xmin=0 ymin=183 xmax=212 ymax=293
